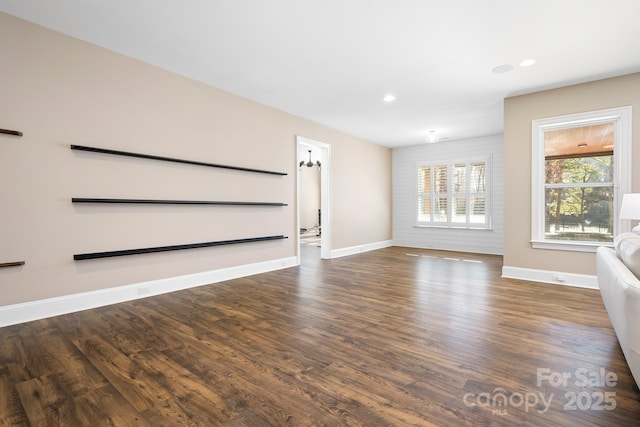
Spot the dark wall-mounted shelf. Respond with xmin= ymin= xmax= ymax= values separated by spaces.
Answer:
xmin=0 ymin=128 xmax=23 ymax=137
xmin=0 ymin=261 xmax=25 ymax=268
xmin=74 ymin=235 xmax=288 ymax=261
xmin=70 ymin=144 xmax=287 ymax=176
xmin=72 ymin=198 xmax=288 ymax=206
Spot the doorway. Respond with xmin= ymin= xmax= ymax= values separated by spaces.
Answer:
xmin=296 ymin=135 xmax=331 ymax=264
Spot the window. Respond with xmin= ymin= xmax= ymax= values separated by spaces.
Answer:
xmin=531 ymin=107 xmax=631 ymax=251
xmin=417 ymin=158 xmax=490 ymax=228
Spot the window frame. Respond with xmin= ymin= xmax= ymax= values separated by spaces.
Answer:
xmin=531 ymin=106 xmax=632 ymax=252
xmin=415 ymin=156 xmax=492 ymax=230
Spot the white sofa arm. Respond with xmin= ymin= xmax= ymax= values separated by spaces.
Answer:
xmin=596 ymin=246 xmax=640 ymax=387
xmin=625 ymin=279 xmax=640 ymax=387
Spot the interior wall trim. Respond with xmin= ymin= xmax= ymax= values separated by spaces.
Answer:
xmin=329 ymin=240 xmax=393 ymax=259
xmin=0 ymin=256 xmax=298 ymax=328
xmin=501 ymin=265 xmax=598 ymax=289
xmin=392 ymin=242 xmax=503 ymax=256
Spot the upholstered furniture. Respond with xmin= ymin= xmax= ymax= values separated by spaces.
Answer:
xmin=597 ymin=233 xmax=640 ymax=387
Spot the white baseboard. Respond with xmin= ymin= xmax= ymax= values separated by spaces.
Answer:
xmin=0 ymin=256 xmax=298 ymax=328
xmin=502 ymin=266 xmax=598 ymax=289
xmin=329 ymin=240 xmax=393 ymax=259
xmin=393 ymin=242 xmax=503 ymax=256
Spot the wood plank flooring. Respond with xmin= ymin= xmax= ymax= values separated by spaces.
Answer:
xmin=1 ymin=246 xmax=639 ymax=426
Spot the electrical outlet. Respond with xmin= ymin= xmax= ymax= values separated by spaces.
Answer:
xmin=138 ymin=286 xmax=150 ymax=295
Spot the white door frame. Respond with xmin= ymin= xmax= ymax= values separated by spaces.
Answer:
xmin=296 ymin=135 xmax=331 ymax=262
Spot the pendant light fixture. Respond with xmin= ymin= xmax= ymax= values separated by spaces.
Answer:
xmin=299 ymin=149 xmax=321 ymax=168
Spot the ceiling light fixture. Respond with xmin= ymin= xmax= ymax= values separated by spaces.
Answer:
xmin=519 ymin=58 xmax=536 ymax=67
xmin=299 ymin=150 xmax=321 ymax=168
xmin=383 ymin=94 xmax=396 ymax=103
xmin=426 ymin=130 xmax=439 ymax=143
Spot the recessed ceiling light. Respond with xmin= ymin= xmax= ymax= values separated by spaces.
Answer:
xmin=492 ymin=64 xmax=514 ymax=74
xmin=383 ymin=94 xmax=396 ymax=103
xmin=519 ymin=58 xmax=536 ymax=67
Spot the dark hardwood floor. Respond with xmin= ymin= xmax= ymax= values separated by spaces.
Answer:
xmin=1 ymin=246 xmax=639 ymax=426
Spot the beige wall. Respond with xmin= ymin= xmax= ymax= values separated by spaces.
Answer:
xmin=0 ymin=13 xmax=391 ymax=306
xmin=504 ymin=73 xmax=640 ymax=275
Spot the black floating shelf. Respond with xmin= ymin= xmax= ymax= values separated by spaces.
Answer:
xmin=72 ymin=198 xmax=287 ymax=206
xmin=70 ymin=144 xmax=287 ymax=176
xmin=0 ymin=261 xmax=25 ymax=268
xmin=0 ymin=128 xmax=23 ymax=137
xmin=74 ymin=235 xmax=288 ymax=261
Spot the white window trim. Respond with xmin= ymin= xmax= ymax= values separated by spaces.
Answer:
xmin=531 ymin=106 xmax=632 ymax=252
xmin=415 ymin=156 xmax=492 ymax=229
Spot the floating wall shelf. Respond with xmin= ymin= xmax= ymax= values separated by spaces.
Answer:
xmin=0 ymin=261 xmax=25 ymax=268
xmin=0 ymin=128 xmax=23 ymax=137
xmin=72 ymin=198 xmax=288 ymax=206
xmin=74 ymin=235 xmax=288 ymax=260
xmin=70 ymin=145 xmax=287 ymax=176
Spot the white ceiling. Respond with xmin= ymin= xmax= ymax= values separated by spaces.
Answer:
xmin=2 ymin=0 xmax=640 ymax=148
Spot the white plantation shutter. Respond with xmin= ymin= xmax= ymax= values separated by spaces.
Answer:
xmin=416 ymin=157 xmax=490 ymax=228
xmin=470 ymin=162 xmax=486 ymax=224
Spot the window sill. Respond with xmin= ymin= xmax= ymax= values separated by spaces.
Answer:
xmin=414 ymin=224 xmax=493 ymax=231
xmin=530 ymin=240 xmax=613 ymax=253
